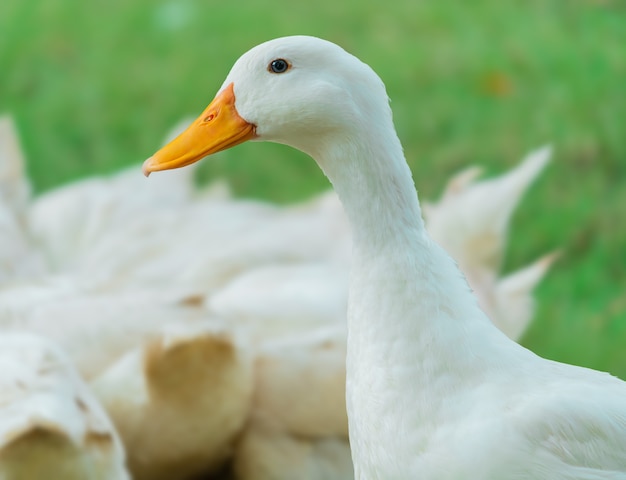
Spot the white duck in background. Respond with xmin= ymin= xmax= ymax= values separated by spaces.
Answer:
xmin=423 ymin=145 xmax=551 ymax=273
xmin=0 ymin=333 xmax=129 ymax=480
xmin=0 ymin=280 xmax=255 ymax=480
xmin=0 ymin=283 xmax=209 ymax=379
xmin=91 ymin=321 xmax=253 ymax=480
xmin=27 ymin=150 xmax=203 ymax=273
xmin=234 ymin=326 xmax=351 ymax=480
xmin=478 ymin=251 xmax=560 ymax=340
xmin=209 ymin=262 xmax=349 ymax=342
xmin=144 ymin=36 xmax=626 ymax=479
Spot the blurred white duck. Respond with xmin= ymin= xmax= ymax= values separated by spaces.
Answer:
xmin=91 ymin=321 xmax=253 ymax=480
xmin=0 ymin=333 xmax=129 ymax=480
xmin=144 ymin=36 xmax=626 ymax=479
xmin=473 ymin=251 xmax=560 ymax=340
xmin=423 ymin=145 xmax=551 ymax=272
xmin=29 ymin=164 xmax=349 ymax=293
xmin=27 ymin=163 xmax=202 ymax=273
xmin=72 ymin=194 xmax=319 ymax=290
xmin=0 ymin=281 xmax=253 ymax=479
xmin=0 ymin=283 xmax=209 ymax=379
xmin=209 ymin=262 xmax=349 ymax=342
xmin=27 ymin=119 xmax=205 ymax=272
xmin=234 ymin=326 xmax=351 ymax=480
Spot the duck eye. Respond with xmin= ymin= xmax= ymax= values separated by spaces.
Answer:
xmin=269 ymin=58 xmax=290 ymax=74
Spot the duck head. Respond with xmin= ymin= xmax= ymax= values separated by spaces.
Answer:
xmin=142 ymin=35 xmax=391 ymax=175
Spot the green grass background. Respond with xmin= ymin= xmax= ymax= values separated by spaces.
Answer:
xmin=1 ymin=0 xmax=625 ymax=376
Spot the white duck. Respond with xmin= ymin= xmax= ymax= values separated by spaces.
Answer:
xmin=0 ymin=282 xmax=209 ymax=379
xmin=234 ymin=326 xmax=350 ymax=480
xmin=477 ymin=251 xmax=560 ymax=341
xmin=423 ymin=145 xmax=552 ymax=273
xmin=90 ymin=320 xmax=253 ymax=480
xmin=0 ymin=282 xmax=252 ymax=479
xmin=209 ymin=261 xmax=349 ymax=342
xmin=144 ymin=36 xmax=626 ymax=479
xmin=0 ymin=333 xmax=129 ymax=480
xmin=27 ymin=119 xmax=204 ymax=273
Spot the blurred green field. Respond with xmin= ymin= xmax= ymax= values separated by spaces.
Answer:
xmin=1 ymin=0 xmax=625 ymax=376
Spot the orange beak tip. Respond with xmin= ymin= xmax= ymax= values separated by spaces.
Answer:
xmin=142 ymin=157 xmax=154 ymax=177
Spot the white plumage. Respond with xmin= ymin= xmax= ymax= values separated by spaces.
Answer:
xmin=0 ymin=333 xmax=129 ymax=480
xmin=234 ymin=326 xmax=349 ymax=480
xmin=423 ymin=145 xmax=551 ymax=272
xmin=91 ymin=321 xmax=253 ymax=480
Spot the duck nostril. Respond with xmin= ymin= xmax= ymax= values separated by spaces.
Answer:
xmin=204 ymin=113 xmax=215 ymax=122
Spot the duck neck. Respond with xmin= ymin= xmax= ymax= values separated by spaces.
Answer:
xmin=315 ymin=125 xmax=486 ymax=353
xmin=317 ymin=129 xmax=425 ymax=250
xmin=314 ymin=124 xmax=514 ymax=473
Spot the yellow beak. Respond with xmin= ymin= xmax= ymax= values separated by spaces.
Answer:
xmin=142 ymin=83 xmax=256 ymax=176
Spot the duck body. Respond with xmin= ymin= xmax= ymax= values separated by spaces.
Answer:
xmin=348 ymin=235 xmax=626 ymax=479
xmin=321 ymin=58 xmax=626 ymax=479
xmin=328 ymin=106 xmax=626 ymax=479
xmin=144 ymin=36 xmax=626 ymax=479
